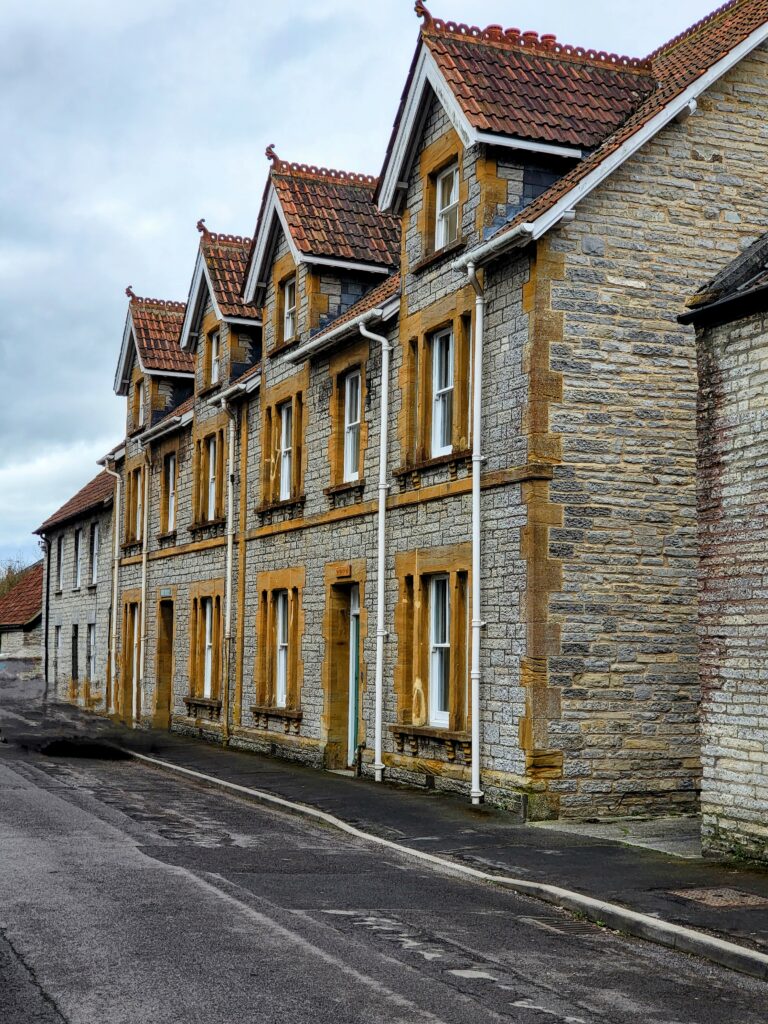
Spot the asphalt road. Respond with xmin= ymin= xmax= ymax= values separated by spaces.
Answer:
xmin=1 ymin=669 xmax=766 ymax=1022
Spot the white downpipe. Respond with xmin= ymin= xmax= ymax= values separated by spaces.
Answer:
xmin=466 ymin=262 xmax=485 ymax=805
xmin=359 ymin=319 xmax=391 ymax=783
xmin=103 ymin=463 xmax=121 ymax=715
xmin=138 ymin=446 xmax=150 ymax=725
xmin=222 ymin=399 xmax=237 ymax=743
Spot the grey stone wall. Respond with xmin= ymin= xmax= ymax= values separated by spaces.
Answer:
xmin=543 ymin=41 xmax=768 ymax=817
xmin=697 ymin=308 xmax=768 ymax=863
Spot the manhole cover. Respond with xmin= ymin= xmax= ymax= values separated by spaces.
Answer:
xmin=669 ymin=887 xmax=768 ymax=908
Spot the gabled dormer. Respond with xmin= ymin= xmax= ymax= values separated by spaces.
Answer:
xmin=377 ymin=3 xmax=655 ymax=266
xmin=179 ymin=222 xmax=262 ymax=396
xmin=242 ymin=148 xmax=400 ymax=356
xmin=114 ymin=289 xmax=194 ymax=435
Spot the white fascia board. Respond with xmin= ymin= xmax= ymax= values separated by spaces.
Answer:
xmin=99 ymin=444 xmax=126 ymax=465
xmin=180 ymin=251 xmax=222 ymax=353
xmin=474 ymin=131 xmax=582 ymax=160
xmin=243 ymin=185 xmax=303 ymax=304
xmin=223 ymin=315 xmax=263 ymax=327
xmin=114 ymin=314 xmax=144 ymax=397
xmin=143 ymin=369 xmax=195 ymax=381
xmin=378 ymin=47 xmax=469 ymax=211
xmin=140 ymin=408 xmax=194 ymax=444
xmin=301 ymin=254 xmax=391 ymax=275
xmin=456 ymin=20 xmax=768 ymax=270
xmin=286 ymin=298 xmax=399 ymax=365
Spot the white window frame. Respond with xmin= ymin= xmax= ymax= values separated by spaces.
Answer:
xmin=207 ymin=436 xmax=217 ymax=520
xmin=166 ymin=452 xmax=176 ymax=531
xmin=54 ymin=625 xmax=61 ymax=680
xmin=73 ymin=528 xmax=82 ymax=589
xmin=202 ymin=597 xmax=213 ymax=699
xmin=210 ymin=330 xmax=221 ymax=385
xmin=56 ymin=536 xmax=64 ymax=591
xmin=283 ymin=276 xmax=297 ymax=341
xmin=137 ymin=379 xmax=145 ymax=427
xmin=275 ymin=590 xmax=289 ymax=708
xmin=90 ymin=522 xmax=99 ymax=585
xmin=135 ymin=468 xmax=143 ymax=541
xmin=87 ymin=623 xmax=96 ymax=681
xmin=435 ymin=163 xmax=459 ymax=250
xmin=279 ymin=402 xmax=293 ymax=501
xmin=431 ymin=328 xmax=454 ymax=458
xmin=343 ymin=370 xmax=362 ymax=483
xmin=429 ymin=574 xmax=451 ymax=728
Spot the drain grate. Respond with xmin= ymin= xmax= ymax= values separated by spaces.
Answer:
xmin=669 ymin=887 xmax=768 ymax=909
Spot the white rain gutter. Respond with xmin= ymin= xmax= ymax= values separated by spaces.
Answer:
xmin=466 ymin=262 xmax=485 ymax=805
xmin=452 ymin=17 xmax=768 ymax=272
xmin=359 ymin=319 xmax=392 ymax=784
xmin=102 ymin=462 xmax=122 ymax=714
xmin=138 ymin=444 xmax=151 ymax=724
xmin=285 ymin=298 xmax=398 ymax=366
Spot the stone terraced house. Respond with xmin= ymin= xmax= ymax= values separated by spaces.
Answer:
xmin=35 ymin=472 xmax=115 ymax=700
xmin=37 ymin=0 xmax=768 ymax=836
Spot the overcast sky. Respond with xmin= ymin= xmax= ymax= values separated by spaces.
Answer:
xmin=0 ymin=0 xmax=719 ymax=562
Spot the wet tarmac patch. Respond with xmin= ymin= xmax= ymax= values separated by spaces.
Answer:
xmin=40 ymin=738 xmax=131 ymax=761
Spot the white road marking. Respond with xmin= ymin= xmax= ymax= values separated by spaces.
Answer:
xmin=449 ymin=969 xmax=497 ymax=980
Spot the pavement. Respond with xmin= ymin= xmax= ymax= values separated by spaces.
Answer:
xmin=3 ymin=658 xmax=768 ymax=980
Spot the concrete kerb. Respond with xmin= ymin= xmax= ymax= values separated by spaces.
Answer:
xmin=126 ymin=749 xmax=768 ymax=982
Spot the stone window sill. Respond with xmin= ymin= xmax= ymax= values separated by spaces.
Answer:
xmin=389 ymin=723 xmax=471 ymax=762
xmin=250 ymin=704 xmax=302 ymax=735
xmin=409 ymin=238 xmax=466 ymax=276
xmin=157 ymin=530 xmax=177 ymax=543
xmin=324 ymin=479 xmax=365 ymax=506
xmin=183 ymin=696 xmax=222 ymax=720
xmin=393 ymin=449 xmax=471 ymax=489
xmin=87 ymin=584 xmax=97 ymax=591
xmin=189 ymin=518 xmax=226 ymax=537
xmin=255 ymin=495 xmax=306 ymax=523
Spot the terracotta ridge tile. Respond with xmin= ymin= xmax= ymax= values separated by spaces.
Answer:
xmin=125 ymin=286 xmax=186 ymax=312
xmin=196 ymin=219 xmax=252 ymax=248
xmin=265 ymin=144 xmax=377 ymax=187
xmin=415 ymin=1 xmax=652 ymax=75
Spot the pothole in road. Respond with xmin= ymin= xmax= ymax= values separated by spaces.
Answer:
xmin=40 ymin=738 xmax=131 ymax=761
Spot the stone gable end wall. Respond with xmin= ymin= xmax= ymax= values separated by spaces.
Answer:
xmin=697 ymin=310 xmax=768 ymax=862
xmin=540 ymin=42 xmax=768 ymax=817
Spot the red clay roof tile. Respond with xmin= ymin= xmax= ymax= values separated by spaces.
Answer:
xmin=0 ymin=561 xmax=43 ymax=628
xmin=36 ymin=470 xmax=115 ymax=535
xmin=266 ymin=152 xmax=401 ymax=269
xmin=196 ymin=222 xmax=262 ymax=319
xmin=421 ymin=14 xmax=655 ymax=149
xmin=126 ymin=289 xmax=194 ymax=375
xmin=485 ymin=0 xmax=768 ymax=247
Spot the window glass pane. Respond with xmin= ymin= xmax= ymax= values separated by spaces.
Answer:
xmin=343 ymin=372 xmax=361 ymax=482
xmin=276 ymin=591 xmax=288 ymax=707
xmin=203 ymin=598 xmax=213 ymax=698
xmin=280 ymin=403 xmax=293 ymax=500
xmin=429 ymin=575 xmax=451 ymax=725
xmin=208 ymin=437 xmax=217 ymax=518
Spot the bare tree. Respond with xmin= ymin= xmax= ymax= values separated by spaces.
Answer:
xmin=0 ymin=557 xmax=34 ymax=600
